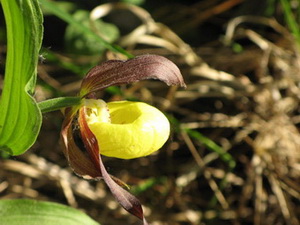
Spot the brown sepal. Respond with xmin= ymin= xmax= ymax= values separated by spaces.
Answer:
xmin=60 ymin=107 xmax=101 ymax=179
xmin=78 ymin=107 xmax=149 ymax=224
xmin=60 ymin=106 xmax=149 ymax=224
xmin=80 ymin=54 xmax=186 ymax=97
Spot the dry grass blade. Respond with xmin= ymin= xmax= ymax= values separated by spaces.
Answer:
xmin=176 ymin=0 xmax=244 ymax=34
xmin=59 ymin=178 xmax=77 ymax=208
xmin=224 ymin=16 xmax=291 ymax=46
xmin=252 ymin=155 xmax=266 ymax=225
xmin=269 ymin=172 xmax=299 ymax=225
xmin=181 ymin=131 xmax=229 ymax=209
xmin=1 ymin=154 xmax=109 ymax=203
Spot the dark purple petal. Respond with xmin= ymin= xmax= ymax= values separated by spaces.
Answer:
xmin=60 ymin=108 xmax=133 ymax=187
xmin=60 ymin=108 xmax=101 ymax=179
xmin=80 ymin=54 xmax=186 ymax=97
xmin=78 ymin=107 xmax=149 ymax=224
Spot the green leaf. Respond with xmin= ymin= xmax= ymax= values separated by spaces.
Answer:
xmin=39 ymin=0 xmax=133 ymax=58
xmin=65 ymin=10 xmax=120 ymax=55
xmin=0 ymin=199 xmax=100 ymax=225
xmin=0 ymin=0 xmax=44 ymax=155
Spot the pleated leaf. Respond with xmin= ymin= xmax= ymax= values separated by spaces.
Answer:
xmin=0 ymin=0 xmax=43 ymax=155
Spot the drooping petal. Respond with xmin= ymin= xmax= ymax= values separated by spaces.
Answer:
xmin=80 ymin=54 xmax=186 ymax=97
xmin=60 ymin=107 xmax=129 ymax=187
xmin=78 ymin=107 xmax=149 ymax=224
xmin=60 ymin=107 xmax=102 ymax=179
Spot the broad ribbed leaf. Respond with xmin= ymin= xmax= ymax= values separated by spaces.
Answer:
xmin=0 ymin=0 xmax=43 ymax=155
xmin=0 ymin=199 xmax=99 ymax=225
xmin=80 ymin=55 xmax=186 ymax=97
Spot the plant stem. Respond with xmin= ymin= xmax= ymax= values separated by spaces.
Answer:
xmin=38 ymin=97 xmax=82 ymax=113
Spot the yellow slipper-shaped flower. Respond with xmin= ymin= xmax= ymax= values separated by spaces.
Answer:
xmin=84 ymin=99 xmax=170 ymax=159
xmin=60 ymin=55 xmax=185 ymax=224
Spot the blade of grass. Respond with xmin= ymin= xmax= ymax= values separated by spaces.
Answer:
xmin=184 ymin=128 xmax=235 ymax=207
xmin=184 ymin=129 xmax=236 ymax=171
xmin=39 ymin=0 xmax=133 ymax=58
xmin=131 ymin=177 xmax=168 ymax=195
xmin=168 ymin=115 xmax=236 ymax=171
xmin=168 ymin=115 xmax=236 ymax=206
xmin=280 ymin=0 xmax=300 ymax=46
xmin=181 ymin=131 xmax=229 ymax=209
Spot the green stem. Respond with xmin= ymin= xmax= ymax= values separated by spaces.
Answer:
xmin=38 ymin=97 xmax=82 ymax=113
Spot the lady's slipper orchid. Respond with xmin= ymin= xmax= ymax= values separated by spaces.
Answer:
xmin=60 ymin=55 xmax=185 ymax=224
xmin=84 ymin=99 xmax=170 ymax=159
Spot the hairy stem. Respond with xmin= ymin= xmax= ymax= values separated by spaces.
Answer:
xmin=38 ymin=97 xmax=82 ymax=113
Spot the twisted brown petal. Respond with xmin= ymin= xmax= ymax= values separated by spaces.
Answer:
xmin=61 ymin=107 xmax=148 ymax=223
xmin=78 ymin=107 xmax=149 ymax=224
xmin=80 ymin=54 xmax=186 ymax=97
xmin=61 ymin=108 xmax=131 ymax=186
xmin=60 ymin=107 xmax=101 ymax=179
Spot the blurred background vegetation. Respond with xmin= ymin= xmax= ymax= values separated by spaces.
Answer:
xmin=1 ymin=0 xmax=300 ymax=224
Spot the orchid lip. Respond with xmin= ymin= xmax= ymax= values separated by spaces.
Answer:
xmin=83 ymin=99 xmax=170 ymax=159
